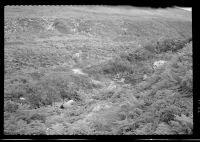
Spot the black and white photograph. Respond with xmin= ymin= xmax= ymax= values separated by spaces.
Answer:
xmin=4 ymin=5 xmax=193 ymax=136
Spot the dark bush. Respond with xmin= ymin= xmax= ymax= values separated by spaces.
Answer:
xmin=4 ymin=100 xmax=19 ymax=113
xmin=160 ymin=110 xmax=175 ymax=124
xmin=144 ymin=38 xmax=191 ymax=54
xmin=143 ymin=44 xmax=156 ymax=53
xmin=27 ymin=93 xmax=42 ymax=109
xmin=29 ymin=113 xmax=46 ymax=123
xmin=120 ymin=47 xmax=154 ymax=62
xmin=59 ymin=82 xmax=81 ymax=102
xmin=102 ymin=58 xmax=134 ymax=75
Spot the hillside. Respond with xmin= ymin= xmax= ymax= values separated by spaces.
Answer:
xmin=4 ymin=6 xmax=192 ymax=135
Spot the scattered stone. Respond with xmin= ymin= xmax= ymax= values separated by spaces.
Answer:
xmin=72 ymin=68 xmax=87 ymax=75
xmin=107 ymin=81 xmax=117 ymax=91
xmin=92 ymin=104 xmax=111 ymax=112
xmin=117 ymin=78 xmax=125 ymax=83
xmin=143 ymin=74 xmax=148 ymax=80
xmin=91 ymin=79 xmax=104 ymax=87
xmin=153 ymin=60 xmax=167 ymax=69
xmin=72 ymin=51 xmax=82 ymax=63
xmin=19 ymin=97 xmax=26 ymax=101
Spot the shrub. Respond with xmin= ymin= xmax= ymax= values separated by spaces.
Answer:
xmin=26 ymin=85 xmax=43 ymax=109
xmin=154 ymin=122 xmax=174 ymax=135
xmin=4 ymin=109 xmax=47 ymax=135
xmin=102 ymin=57 xmax=134 ymax=75
xmin=16 ymin=120 xmax=46 ymax=135
xmin=4 ymin=76 xmax=30 ymax=101
xmin=160 ymin=110 xmax=175 ymax=124
xmin=169 ymin=114 xmax=193 ymax=134
xmin=120 ymin=46 xmax=154 ymax=62
xmin=144 ymin=38 xmax=191 ymax=54
xmin=143 ymin=43 xmax=156 ymax=53
xmin=59 ymin=82 xmax=80 ymax=102
xmin=70 ymin=75 xmax=93 ymax=90
xmin=29 ymin=113 xmax=46 ymax=123
xmin=4 ymin=100 xmax=19 ymax=113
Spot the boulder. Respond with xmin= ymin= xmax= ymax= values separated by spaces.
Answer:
xmin=61 ymin=100 xmax=74 ymax=109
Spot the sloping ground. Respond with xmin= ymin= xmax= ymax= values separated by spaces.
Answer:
xmin=42 ymin=42 xmax=192 ymax=135
xmin=4 ymin=16 xmax=191 ymax=76
xmin=4 ymin=6 xmax=192 ymax=135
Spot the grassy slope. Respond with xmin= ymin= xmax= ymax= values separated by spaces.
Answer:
xmin=4 ymin=6 xmax=192 ymax=135
xmin=4 ymin=6 xmax=192 ymax=76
